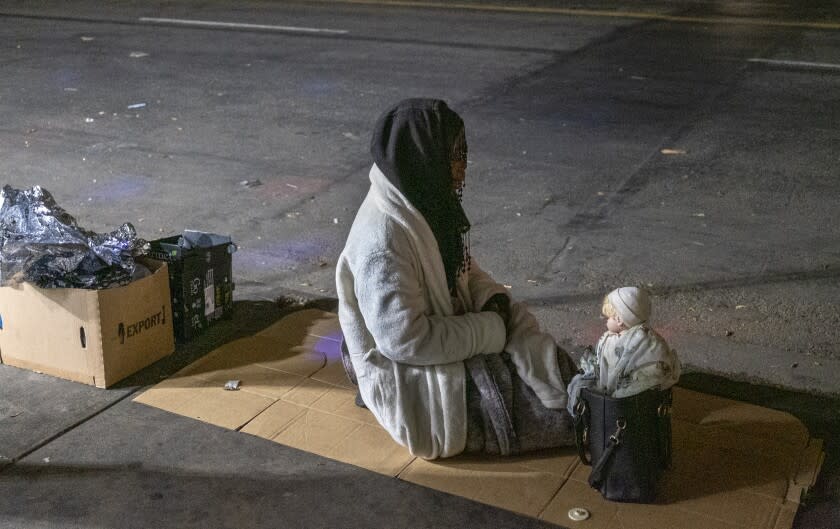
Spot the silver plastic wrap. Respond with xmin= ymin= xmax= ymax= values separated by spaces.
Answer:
xmin=0 ymin=185 xmax=149 ymax=288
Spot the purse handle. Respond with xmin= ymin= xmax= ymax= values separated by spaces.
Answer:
xmin=588 ymin=419 xmax=627 ymax=489
xmin=573 ymin=400 xmax=591 ymax=465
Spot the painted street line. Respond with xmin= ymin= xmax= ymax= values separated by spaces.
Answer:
xmin=304 ymin=0 xmax=840 ymax=30
xmin=138 ymin=17 xmax=349 ymax=35
xmin=747 ymin=58 xmax=840 ymax=71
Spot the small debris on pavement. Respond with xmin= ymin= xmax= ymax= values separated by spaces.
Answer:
xmin=129 ymin=51 xmax=149 ymax=58
xmin=527 ymin=279 xmax=538 ymax=284
xmin=318 ymin=261 xmax=328 ymax=267
xmin=735 ymin=305 xmax=747 ymax=310
xmin=725 ymin=330 xmax=734 ymax=337
xmin=342 ymin=132 xmax=359 ymax=140
xmin=692 ymin=213 xmax=705 ymax=217
xmin=568 ymin=507 xmax=590 ymax=521
xmin=276 ymin=295 xmax=308 ymax=309
xmin=661 ymin=148 xmax=686 ymax=155
xmin=239 ymin=179 xmax=263 ymax=188
xmin=84 ymin=117 xmax=94 ymax=123
xmin=791 ymin=363 xmax=798 ymax=369
xmin=333 ymin=218 xmax=339 ymax=224
xmin=127 ymin=103 xmax=146 ymax=109
xmin=42 ymin=457 xmax=50 ymax=463
xmin=224 ymin=380 xmax=241 ymax=391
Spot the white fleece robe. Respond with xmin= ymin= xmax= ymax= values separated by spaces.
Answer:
xmin=336 ymin=164 xmax=570 ymax=459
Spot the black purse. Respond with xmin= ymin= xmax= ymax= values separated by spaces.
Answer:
xmin=573 ymin=387 xmax=673 ymax=503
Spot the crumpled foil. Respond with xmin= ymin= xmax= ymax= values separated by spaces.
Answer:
xmin=0 ymin=185 xmax=149 ymax=288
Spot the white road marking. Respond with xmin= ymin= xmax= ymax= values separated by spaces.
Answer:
xmin=297 ymin=0 xmax=840 ymax=30
xmin=747 ymin=58 xmax=840 ymax=71
xmin=138 ymin=17 xmax=349 ymax=35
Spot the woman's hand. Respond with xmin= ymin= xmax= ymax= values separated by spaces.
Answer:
xmin=481 ymin=293 xmax=511 ymax=329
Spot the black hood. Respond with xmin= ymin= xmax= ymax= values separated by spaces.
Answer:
xmin=370 ymin=98 xmax=470 ymax=293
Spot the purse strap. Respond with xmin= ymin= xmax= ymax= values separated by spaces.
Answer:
xmin=587 ymin=418 xmax=626 ymax=489
xmin=657 ymin=389 xmax=673 ymax=468
xmin=573 ymin=400 xmax=591 ymax=465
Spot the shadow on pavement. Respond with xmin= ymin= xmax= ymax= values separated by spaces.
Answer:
xmin=111 ymin=299 xmax=837 ymax=528
xmin=678 ymin=372 xmax=840 ymax=528
xmin=113 ymin=297 xmax=338 ymax=391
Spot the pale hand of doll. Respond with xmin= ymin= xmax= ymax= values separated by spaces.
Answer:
xmin=578 ymin=345 xmax=598 ymax=377
xmin=481 ymin=293 xmax=512 ymax=331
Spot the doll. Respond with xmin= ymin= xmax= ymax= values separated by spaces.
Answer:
xmin=567 ymin=286 xmax=681 ymax=414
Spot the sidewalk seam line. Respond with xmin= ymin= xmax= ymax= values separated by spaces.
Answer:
xmin=0 ymin=387 xmax=142 ymax=472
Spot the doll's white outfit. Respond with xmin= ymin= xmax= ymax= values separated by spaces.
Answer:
xmin=567 ymin=324 xmax=681 ymax=414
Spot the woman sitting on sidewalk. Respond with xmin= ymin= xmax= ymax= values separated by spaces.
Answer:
xmin=336 ymin=98 xmax=577 ymax=459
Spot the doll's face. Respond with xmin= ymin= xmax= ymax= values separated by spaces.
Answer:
xmin=606 ymin=314 xmax=624 ymax=333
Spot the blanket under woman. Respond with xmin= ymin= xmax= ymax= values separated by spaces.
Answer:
xmin=464 ymin=348 xmax=578 ymax=455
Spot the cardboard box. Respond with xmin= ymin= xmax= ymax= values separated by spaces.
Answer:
xmin=0 ymin=258 xmax=175 ymax=388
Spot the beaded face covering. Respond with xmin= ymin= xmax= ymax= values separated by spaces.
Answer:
xmin=451 ymin=127 xmax=467 ymax=200
xmin=450 ymin=127 xmax=470 ymax=283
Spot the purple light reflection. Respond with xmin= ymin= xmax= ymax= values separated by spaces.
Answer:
xmin=314 ymin=333 xmax=343 ymax=360
xmin=302 ymin=79 xmax=338 ymax=96
xmin=236 ymin=238 xmax=331 ymax=270
xmin=86 ymin=175 xmax=149 ymax=201
xmin=257 ymin=176 xmax=330 ymax=200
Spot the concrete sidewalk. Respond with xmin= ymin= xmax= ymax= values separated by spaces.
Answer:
xmin=1 ymin=300 xmax=838 ymax=529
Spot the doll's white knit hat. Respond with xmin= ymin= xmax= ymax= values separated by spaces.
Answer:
xmin=607 ymin=287 xmax=650 ymax=327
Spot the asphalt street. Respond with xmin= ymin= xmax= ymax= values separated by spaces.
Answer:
xmin=2 ymin=0 xmax=839 ymax=394
xmin=1 ymin=1 xmax=839 ymax=527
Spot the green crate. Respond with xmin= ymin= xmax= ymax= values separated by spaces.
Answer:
xmin=149 ymin=231 xmax=235 ymax=342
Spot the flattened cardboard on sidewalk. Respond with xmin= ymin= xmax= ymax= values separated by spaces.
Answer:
xmin=135 ymin=309 xmax=824 ymax=529
xmin=0 ymin=258 xmax=175 ymax=388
